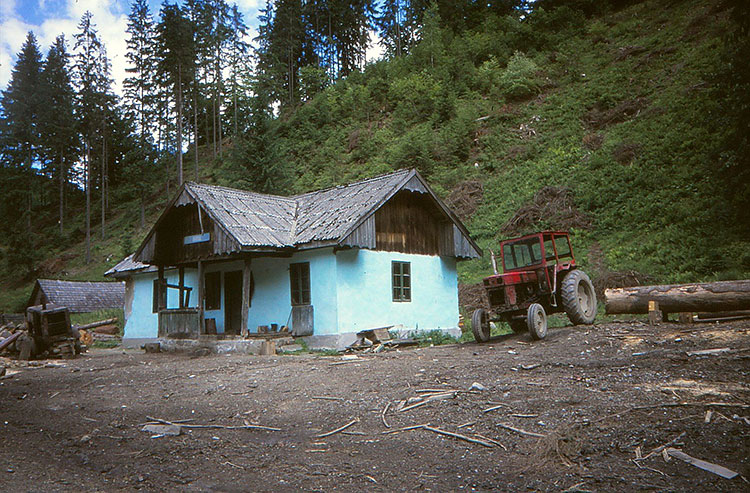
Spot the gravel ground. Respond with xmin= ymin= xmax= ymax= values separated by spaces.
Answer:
xmin=1 ymin=319 xmax=748 ymax=492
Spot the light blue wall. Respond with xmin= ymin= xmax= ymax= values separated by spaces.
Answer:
xmin=123 ymin=247 xmax=458 ymax=340
xmin=247 ymin=248 xmax=338 ymax=333
xmin=335 ymin=249 xmax=459 ymax=333
xmin=123 ymin=269 xmax=198 ymax=339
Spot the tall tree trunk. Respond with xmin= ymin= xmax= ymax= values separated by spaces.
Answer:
xmin=176 ymin=63 xmax=184 ymax=186
xmin=59 ymin=150 xmax=64 ymax=235
xmin=85 ymin=141 xmax=91 ymax=264
xmin=212 ymin=83 xmax=217 ymax=159
xmin=140 ymin=190 xmax=145 ymax=229
xmin=194 ymin=77 xmax=199 ymax=181
xmin=101 ymin=123 xmax=106 ymax=240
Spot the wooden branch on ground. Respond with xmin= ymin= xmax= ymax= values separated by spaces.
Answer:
xmin=381 ymin=423 xmax=429 ymax=435
xmin=316 ymin=419 xmax=358 ymax=438
xmin=381 ymin=402 xmax=391 ymax=428
xmin=637 ymin=431 xmax=687 ymax=461
xmin=145 ymin=416 xmax=281 ymax=431
xmin=421 ymin=426 xmax=495 ymax=448
xmin=496 ymin=422 xmax=545 ymax=438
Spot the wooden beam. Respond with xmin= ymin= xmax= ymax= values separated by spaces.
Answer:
xmin=241 ymin=258 xmax=251 ymax=337
xmin=178 ymin=266 xmax=185 ymax=309
xmin=198 ymin=260 xmax=204 ymax=334
xmin=157 ymin=265 xmax=166 ymax=311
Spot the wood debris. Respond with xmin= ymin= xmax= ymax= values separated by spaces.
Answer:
xmin=421 ymin=426 xmax=495 ymax=448
xmin=145 ymin=416 xmax=280 ymax=432
xmin=666 ymin=448 xmax=738 ymax=479
xmin=496 ymin=422 xmax=545 ymax=438
xmin=686 ymin=348 xmax=730 ymax=357
xmin=316 ymin=418 xmax=359 ymax=438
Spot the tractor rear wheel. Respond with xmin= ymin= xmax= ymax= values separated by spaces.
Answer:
xmin=472 ymin=308 xmax=491 ymax=342
xmin=561 ymin=269 xmax=597 ymax=325
xmin=509 ymin=319 xmax=527 ymax=333
xmin=527 ymin=303 xmax=548 ymax=340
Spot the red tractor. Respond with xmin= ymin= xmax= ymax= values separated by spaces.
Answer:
xmin=472 ymin=231 xmax=596 ymax=341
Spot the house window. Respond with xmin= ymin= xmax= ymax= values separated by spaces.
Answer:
xmin=392 ymin=261 xmax=411 ymax=302
xmin=152 ymin=279 xmax=166 ymax=313
xmin=290 ymin=262 xmax=311 ymax=305
xmin=204 ymin=272 xmax=221 ymax=310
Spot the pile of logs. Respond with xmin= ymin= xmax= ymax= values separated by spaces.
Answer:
xmin=605 ymin=280 xmax=750 ymax=323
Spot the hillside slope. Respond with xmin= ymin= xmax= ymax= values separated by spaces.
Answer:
xmin=1 ymin=0 xmax=747 ymax=313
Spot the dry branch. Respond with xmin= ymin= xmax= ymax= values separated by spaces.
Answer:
xmin=421 ymin=426 xmax=495 ymax=448
xmin=145 ymin=416 xmax=280 ymax=431
xmin=381 ymin=402 xmax=391 ymax=428
xmin=497 ymin=422 xmax=545 ymax=438
xmin=381 ymin=424 xmax=429 ymax=435
xmin=316 ymin=419 xmax=358 ymax=438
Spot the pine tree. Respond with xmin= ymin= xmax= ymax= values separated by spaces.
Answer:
xmin=227 ymin=4 xmax=250 ymax=138
xmin=156 ymin=3 xmax=195 ymax=186
xmin=73 ymin=10 xmax=107 ymax=263
xmin=38 ymin=35 xmax=77 ymax=234
xmin=123 ymin=0 xmax=157 ymax=144
xmin=123 ymin=0 xmax=157 ymax=224
xmin=0 ymin=32 xmax=43 ymax=226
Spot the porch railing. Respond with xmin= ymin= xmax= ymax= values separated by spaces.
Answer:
xmin=158 ymin=308 xmax=201 ymax=338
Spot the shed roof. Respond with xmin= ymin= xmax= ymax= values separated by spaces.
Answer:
xmin=29 ymin=279 xmax=125 ymax=313
xmin=104 ymin=254 xmax=156 ymax=278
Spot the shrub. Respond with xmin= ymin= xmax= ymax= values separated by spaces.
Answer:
xmin=499 ymin=52 xmax=541 ymax=100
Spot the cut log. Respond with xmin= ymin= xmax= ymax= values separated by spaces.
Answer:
xmin=605 ymin=280 xmax=750 ymax=314
xmin=73 ymin=318 xmax=118 ymax=331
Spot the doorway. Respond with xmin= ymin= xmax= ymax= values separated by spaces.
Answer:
xmin=224 ymin=270 xmax=242 ymax=335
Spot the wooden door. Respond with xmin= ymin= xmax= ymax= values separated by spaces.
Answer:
xmin=224 ymin=271 xmax=242 ymax=335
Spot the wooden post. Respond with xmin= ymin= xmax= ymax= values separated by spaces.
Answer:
xmin=241 ymin=258 xmax=251 ymax=337
xmin=678 ymin=312 xmax=693 ymax=324
xmin=648 ymin=300 xmax=662 ymax=325
xmin=178 ymin=266 xmax=185 ymax=309
xmin=198 ymin=260 xmax=204 ymax=334
xmin=158 ymin=265 xmax=166 ymax=311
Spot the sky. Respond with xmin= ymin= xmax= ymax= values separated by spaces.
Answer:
xmin=0 ymin=0 xmax=383 ymax=95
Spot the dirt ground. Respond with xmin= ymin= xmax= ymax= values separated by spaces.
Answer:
xmin=1 ymin=319 xmax=748 ymax=492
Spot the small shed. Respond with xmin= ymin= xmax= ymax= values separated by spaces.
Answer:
xmin=28 ymin=279 xmax=126 ymax=314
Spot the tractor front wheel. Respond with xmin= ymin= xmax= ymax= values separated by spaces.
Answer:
xmin=561 ymin=269 xmax=597 ymax=325
xmin=472 ymin=308 xmax=491 ymax=342
xmin=527 ymin=303 xmax=548 ymax=340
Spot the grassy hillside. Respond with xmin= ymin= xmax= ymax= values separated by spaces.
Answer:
xmin=1 ymin=0 xmax=747 ymax=313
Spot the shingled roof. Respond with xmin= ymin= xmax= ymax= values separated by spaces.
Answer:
xmin=28 ymin=279 xmax=125 ymax=313
xmin=104 ymin=254 xmax=156 ymax=278
xmin=131 ymin=168 xmax=481 ymax=267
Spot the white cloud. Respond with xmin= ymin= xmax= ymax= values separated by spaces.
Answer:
xmin=0 ymin=0 xmax=128 ymax=93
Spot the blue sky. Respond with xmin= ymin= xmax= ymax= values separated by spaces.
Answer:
xmin=0 ymin=0 xmax=264 ymax=93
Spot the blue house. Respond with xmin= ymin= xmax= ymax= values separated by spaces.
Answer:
xmin=105 ymin=169 xmax=481 ymax=349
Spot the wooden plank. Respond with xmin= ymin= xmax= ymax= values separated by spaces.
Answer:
xmin=241 ymin=258 xmax=251 ymax=337
xmin=666 ymin=448 xmax=738 ymax=479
